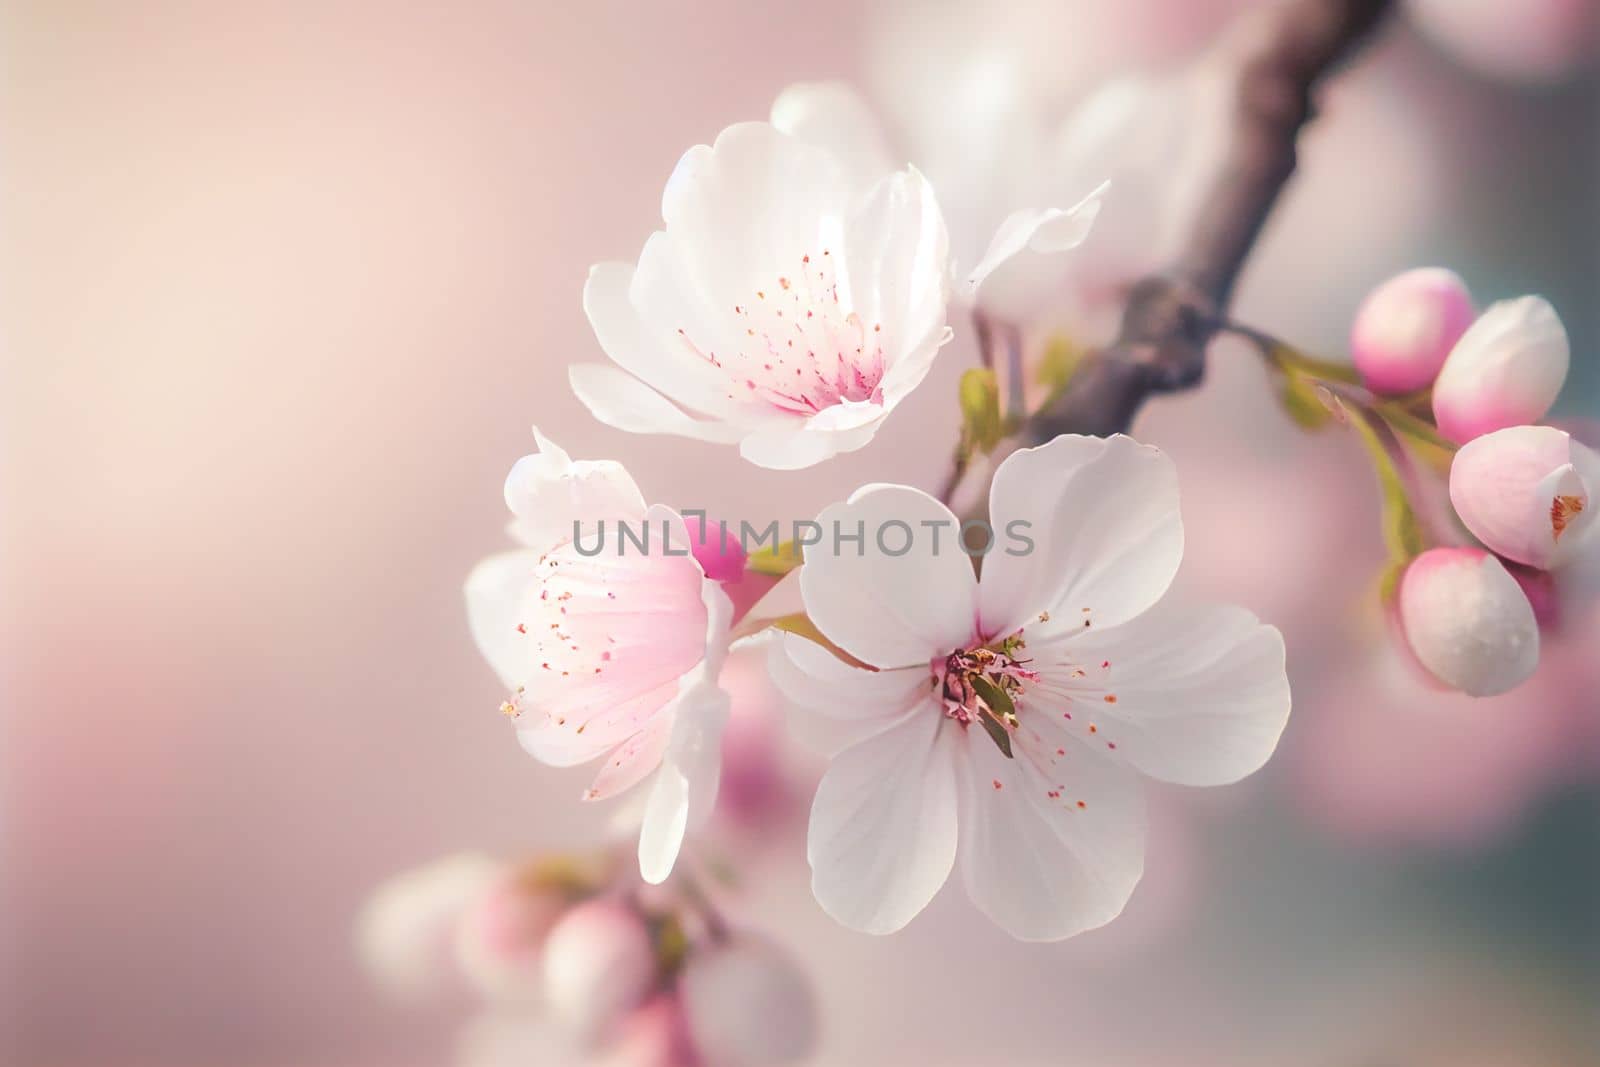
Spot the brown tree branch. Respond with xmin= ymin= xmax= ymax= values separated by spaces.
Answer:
xmin=1022 ymin=0 xmax=1395 ymax=445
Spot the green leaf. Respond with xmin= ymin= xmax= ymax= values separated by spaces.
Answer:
xmin=768 ymin=613 xmax=875 ymax=671
xmin=1335 ymin=396 xmax=1425 ymax=564
xmin=975 ymin=707 xmax=1015 ymax=759
xmin=969 ymin=676 xmax=1018 ymax=758
xmin=958 ymin=367 xmax=1004 ymax=455
xmin=1273 ymin=364 xmax=1334 ymax=430
xmin=746 ymin=539 xmax=803 ymax=577
xmin=1034 ymin=333 xmax=1087 ymax=397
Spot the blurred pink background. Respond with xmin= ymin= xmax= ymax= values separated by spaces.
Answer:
xmin=4 ymin=1 xmax=1597 ymax=1065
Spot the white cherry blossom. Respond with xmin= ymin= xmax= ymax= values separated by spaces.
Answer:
xmin=769 ymin=435 xmax=1291 ymax=940
xmin=573 ymin=121 xmax=952 ymax=470
xmin=464 ymin=430 xmax=731 ymax=882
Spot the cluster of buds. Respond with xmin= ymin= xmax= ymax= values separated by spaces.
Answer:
xmin=1349 ymin=269 xmax=1593 ymax=696
xmin=357 ymin=853 xmax=818 ymax=1067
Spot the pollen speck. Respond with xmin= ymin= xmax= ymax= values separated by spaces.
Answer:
xmin=992 ymin=779 xmax=1003 ymax=790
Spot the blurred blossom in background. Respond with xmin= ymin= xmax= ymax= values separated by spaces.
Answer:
xmin=4 ymin=1 xmax=1598 ymax=1065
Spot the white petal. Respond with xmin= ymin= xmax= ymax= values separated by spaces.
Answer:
xmin=582 ymin=259 xmax=742 ymax=420
xmin=569 ymin=363 xmax=746 ymax=444
xmin=800 ymin=484 xmax=978 ymax=668
xmin=978 ymin=434 xmax=1183 ymax=637
xmin=658 ymin=123 xmax=853 ymax=311
xmin=767 ymin=631 xmax=932 ymax=755
xmin=807 ymin=706 xmax=958 ymax=934
xmin=501 ymin=428 xmax=647 ymax=552
xmin=736 ymin=415 xmax=882 ymax=470
xmin=962 ymin=183 xmax=1107 ymax=322
xmin=958 ymin=729 xmax=1146 ymax=942
xmin=770 ymin=82 xmax=896 ymax=202
xmin=465 ymin=550 xmax=540 ymax=691
xmin=1032 ymin=600 xmax=1291 ymax=786
xmin=638 ymin=680 xmax=732 ymax=884
xmin=843 ymin=167 xmax=952 ymax=379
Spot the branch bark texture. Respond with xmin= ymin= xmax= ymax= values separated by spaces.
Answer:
xmin=1024 ymin=0 xmax=1395 ymax=443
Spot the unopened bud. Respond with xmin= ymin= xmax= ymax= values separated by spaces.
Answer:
xmin=1349 ymin=267 xmax=1474 ymax=395
xmin=542 ymin=899 xmax=658 ymax=1042
xmin=355 ymin=852 xmax=501 ymax=1000
xmin=1449 ymin=424 xmax=1598 ymax=570
xmin=453 ymin=870 xmax=568 ymax=1002
xmin=1397 ymin=547 xmax=1539 ymax=696
xmin=1433 ymin=296 xmax=1569 ymax=443
xmin=680 ymin=934 xmax=818 ymax=1067
xmin=687 ymin=514 xmax=748 ymax=585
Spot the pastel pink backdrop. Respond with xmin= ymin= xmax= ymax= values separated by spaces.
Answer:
xmin=5 ymin=2 xmax=1596 ymax=1066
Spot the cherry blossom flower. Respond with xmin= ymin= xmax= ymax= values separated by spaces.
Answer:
xmin=572 ymin=121 xmax=952 ymax=470
xmin=464 ymin=430 xmax=732 ymax=883
xmin=1450 ymin=425 xmax=1599 ymax=570
xmin=768 ymin=434 xmax=1291 ymax=940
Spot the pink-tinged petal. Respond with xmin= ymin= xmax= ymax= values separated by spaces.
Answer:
xmin=585 ymin=714 xmax=673 ymax=803
xmin=1026 ymin=600 xmax=1291 ymax=786
xmin=769 ymin=82 xmax=895 ymax=202
xmin=962 ymin=183 xmax=1106 ymax=325
xmin=1350 ymin=267 xmax=1475 ymax=395
xmin=1449 ymin=425 xmax=1598 ymax=569
xmin=807 ymin=705 xmax=959 ymax=934
xmin=465 ymin=550 xmax=541 ymax=692
xmin=583 ymin=120 xmax=954 ymax=467
xmin=800 ymin=484 xmax=978 ymax=669
xmin=1433 ymin=296 xmax=1569 ymax=443
xmin=978 ymin=434 xmax=1182 ymax=637
xmin=516 ymin=678 xmax=677 ymax=768
xmin=684 ymin=514 xmax=748 ymax=584
xmin=510 ymin=505 xmax=711 ymax=750
xmin=502 ymin=427 xmax=647 ymax=552
xmin=958 ymin=726 xmax=1146 ymax=942
xmin=1398 ymin=547 xmax=1540 ymax=696
xmin=638 ymin=679 xmax=732 ymax=884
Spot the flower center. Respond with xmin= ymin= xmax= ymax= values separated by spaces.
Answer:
xmin=676 ymin=250 xmax=887 ymax=416
xmin=934 ymin=631 xmax=1037 ymax=757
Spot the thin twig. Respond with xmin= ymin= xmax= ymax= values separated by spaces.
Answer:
xmin=1018 ymin=0 xmax=1394 ymax=448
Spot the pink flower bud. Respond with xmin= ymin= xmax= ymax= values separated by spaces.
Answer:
xmin=1397 ymin=547 xmax=1540 ymax=696
xmin=542 ymin=900 xmax=657 ymax=1042
xmin=680 ymin=934 xmax=818 ymax=1067
xmin=1432 ymin=296 xmax=1569 ymax=443
xmin=355 ymin=852 xmax=501 ymax=1000
xmin=1449 ymin=425 xmax=1598 ymax=570
xmin=687 ymin=514 xmax=747 ymax=585
xmin=453 ymin=871 xmax=568 ymax=1002
xmin=1349 ymin=267 xmax=1474 ymax=395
